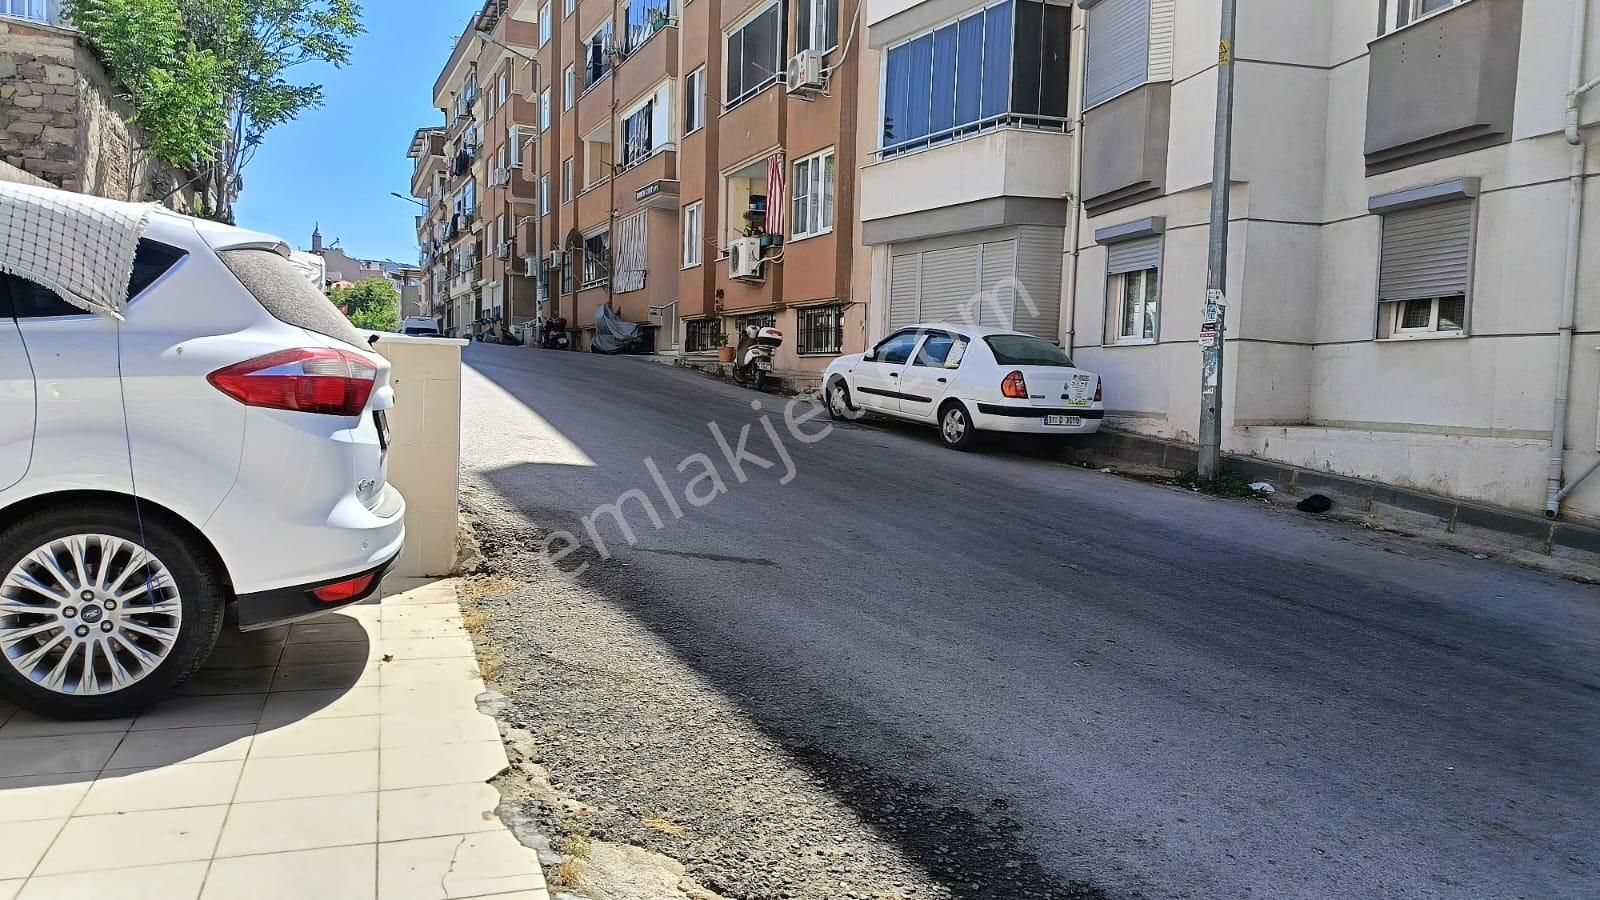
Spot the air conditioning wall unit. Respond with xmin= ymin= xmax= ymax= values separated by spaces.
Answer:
xmin=548 ymin=249 xmax=568 ymax=269
xmin=647 ymin=307 xmax=665 ymax=325
xmin=497 ymin=241 xmax=512 ymax=259
xmin=785 ymin=50 xmax=825 ymax=96
xmin=729 ymin=236 xmax=764 ymax=281
xmin=522 ymin=256 xmax=540 ymax=277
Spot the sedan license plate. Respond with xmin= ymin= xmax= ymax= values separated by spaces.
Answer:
xmin=1044 ymin=414 xmax=1082 ymax=427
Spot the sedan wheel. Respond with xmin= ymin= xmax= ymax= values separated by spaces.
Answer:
xmin=827 ymin=381 xmax=852 ymax=420
xmin=1 ymin=535 xmax=183 ymax=696
xmin=939 ymin=403 xmax=978 ymax=451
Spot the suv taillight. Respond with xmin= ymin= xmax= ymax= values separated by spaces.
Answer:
xmin=208 ymin=348 xmax=377 ymax=417
xmin=1094 ymin=377 xmax=1103 ymax=403
xmin=1001 ymin=370 xmax=1028 ymax=399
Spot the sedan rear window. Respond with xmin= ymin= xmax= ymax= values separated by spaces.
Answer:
xmin=984 ymin=334 xmax=1074 ymax=367
xmin=219 ymin=249 xmax=366 ymax=348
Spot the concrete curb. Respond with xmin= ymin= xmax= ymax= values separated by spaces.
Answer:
xmin=1069 ymin=429 xmax=1600 ymax=564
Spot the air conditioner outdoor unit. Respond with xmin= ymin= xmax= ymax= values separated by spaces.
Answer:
xmin=729 ymin=236 xmax=764 ymax=281
xmin=498 ymin=241 xmax=512 ymax=259
xmin=548 ymin=249 xmax=567 ymax=269
xmin=647 ymin=307 xmax=664 ymax=325
xmin=785 ymin=50 xmax=825 ymax=96
xmin=522 ymin=256 xmax=539 ymax=277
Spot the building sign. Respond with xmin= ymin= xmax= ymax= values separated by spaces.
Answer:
xmin=635 ymin=179 xmax=680 ymax=202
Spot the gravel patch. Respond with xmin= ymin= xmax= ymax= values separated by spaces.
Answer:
xmin=459 ymin=485 xmax=1111 ymax=900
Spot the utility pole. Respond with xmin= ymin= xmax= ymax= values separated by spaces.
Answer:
xmin=1198 ymin=0 xmax=1237 ymax=480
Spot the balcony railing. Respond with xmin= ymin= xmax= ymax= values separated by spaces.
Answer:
xmin=2 ymin=0 xmax=62 ymax=25
xmin=875 ymin=113 xmax=1069 ymax=161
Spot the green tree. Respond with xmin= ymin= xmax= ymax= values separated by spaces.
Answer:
xmin=331 ymin=277 xmax=400 ymax=333
xmin=67 ymin=0 xmax=363 ymax=221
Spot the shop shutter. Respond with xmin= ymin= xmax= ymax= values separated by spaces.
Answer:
xmin=978 ymin=240 xmax=1017 ymax=328
xmin=889 ymin=254 xmax=920 ymax=329
xmin=917 ymin=245 xmax=980 ymax=324
xmin=1378 ymin=199 xmax=1474 ymax=302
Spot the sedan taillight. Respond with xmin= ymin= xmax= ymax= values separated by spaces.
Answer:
xmin=1001 ymin=370 xmax=1028 ymax=399
xmin=208 ymin=348 xmax=377 ymax=417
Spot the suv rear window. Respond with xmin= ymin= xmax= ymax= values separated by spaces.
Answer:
xmin=219 ymin=249 xmax=366 ymax=348
xmin=2 ymin=239 xmax=187 ymax=318
xmin=984 ymin=334 xmax=1075 ymax=367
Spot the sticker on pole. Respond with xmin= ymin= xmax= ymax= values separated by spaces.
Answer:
xmin=1200 ymin=320 xmax=1220 ymax=350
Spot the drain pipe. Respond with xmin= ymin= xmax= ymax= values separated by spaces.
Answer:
xmin=1546 ymin=0 xmax=1597 ymax=518
xmin=1064 ymin=108 xmax=1085 ymax=356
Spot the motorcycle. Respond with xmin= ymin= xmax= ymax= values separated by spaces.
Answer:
xmin=540 ymin=317 xmax=570 ymax=350
xmin=732 ymin=323 xmax=783 ymax=391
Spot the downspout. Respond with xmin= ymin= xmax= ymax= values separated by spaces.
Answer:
xmin=1064 ymin=114 xmax=1086 ymax=355
xmin=1546 ymin=0 xmax=1597 ymax=517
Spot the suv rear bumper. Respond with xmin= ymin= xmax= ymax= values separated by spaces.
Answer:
xmin=235 ymin=546 xmax=402 ymax=631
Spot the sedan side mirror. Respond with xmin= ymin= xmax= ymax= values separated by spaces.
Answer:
xmin=862 ymin=350 xmax=877 ymax=362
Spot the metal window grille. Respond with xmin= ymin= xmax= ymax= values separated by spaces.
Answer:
xmin=796 ymin=305 xmax=844 ymax=355
xmin=686 ymin=319 xmax=722 ymax=351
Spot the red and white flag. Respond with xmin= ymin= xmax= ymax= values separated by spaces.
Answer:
xmin=766 ymin=153 xmax=785 ymax=237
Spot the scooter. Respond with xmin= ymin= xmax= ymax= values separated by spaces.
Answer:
xmin=732 ymin=323 xmax=783 ymax=391
xmin=540 ymin=317 xmax=570 ymax=350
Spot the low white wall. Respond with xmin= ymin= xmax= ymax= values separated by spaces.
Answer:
xmin=372 ymin=334 xmax=468 ymax=578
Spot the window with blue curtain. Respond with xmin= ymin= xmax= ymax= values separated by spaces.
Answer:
xmin=879 ymin=0 xmax=1069 ymax=157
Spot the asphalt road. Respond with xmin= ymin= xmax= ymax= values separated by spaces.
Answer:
xmin=459 ymin=342 xmax=1600 ymax=899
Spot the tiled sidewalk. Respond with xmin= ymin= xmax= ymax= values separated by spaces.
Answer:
xmin=0 ymin=578 xmax=547 ymax=900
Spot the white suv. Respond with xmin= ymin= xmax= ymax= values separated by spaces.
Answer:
xmin=0 ymin=207 xmax=405 ymax=719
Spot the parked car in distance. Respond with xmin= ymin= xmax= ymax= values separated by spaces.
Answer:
xmin=822 ymin=324 xmax=1103 ymax=450
xmin=0 ymin=205 xmax=405 ymax=719
xmin=401 ymin=316 xmax=441 ymax=337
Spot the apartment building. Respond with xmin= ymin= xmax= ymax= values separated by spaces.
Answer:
xmin=857 ymin=0 xmax=1074 ymax=347
xmin=675 ymin=0 xmax=869 ymax=370
xmin=1053 ymin=0 xmax=1600 ymax=520
xmin=415 ymin=1 xmax=541 ymax=339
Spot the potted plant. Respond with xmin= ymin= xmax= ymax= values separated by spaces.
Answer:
xmin=716 ymin=329 xmax=734 ymax=363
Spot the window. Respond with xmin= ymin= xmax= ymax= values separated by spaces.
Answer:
xmin=986 ymin=334 xmax=1073 ymax=366
xmin=584 ymin=22 xmax=615 ymax=90
xmin=539 ymin=2 xmax=551 ymax=44
xmin=562 ymin=257 xmax=574 ymax=294
xmin=620 ymin=99 xmax=655 ymax=169
xmin=582 ymin=231 xmax=611 ymax=288
xmin=540 ymin=89 xmax=551 ymax=131
xmin=498 ymin=145 xmax=508 ymax=174
xmin=797 ymin=305 xmax=845 ymax=355
xmin=497 ymin=215 xmax=507 ymax=250
xmin=562 ymin=157 xmax=574 ymax=203
xmin=541 ymin=175 xmax=550 ymax=215
xmin=510 ymin=126 xmax=524 ymax=168
xmin=1378 ymin=199 xmax=1474 ymax=338
xmin=684 ymin=67 xmax=706 ymax=133
xmin=625 ymin=0 xmax=671 ymax=55
xmin=564 ymin=65 xmax=576 ymax=110
xmin=914 ymin=331 xmax=968 ymax=367
xmin=1104 ymin=235 xmax=1160 ymax=344
xmin=1382 ymin=0 xmax=1466 ymax=33
xmin=686 ymin=319 xmax=722 ymax=351
xmin=797 ymin=0 xmax=838 ymax=54
xmin=499 ymin=74 xmax=508 ymax=108
xmin=682 ymin=201 xmax=703 ymax=267
xmin=1083 ymin=0 xmax=1149 ymax=108
xmin=565 ymin=0 xmax=574 ymax=16
xmin=880 ymin=0 xmax=1069 ymax=156
xmin=790 ymin=148 xmax=835 ymax=239
xmin=872 ymin=330 xmax=920 ymax=365
xmin=725 ymin=2 xmax=781 ymax=106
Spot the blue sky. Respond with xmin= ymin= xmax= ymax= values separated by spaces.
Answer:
xmin=233 ymin=0 xmax=481 ymax=265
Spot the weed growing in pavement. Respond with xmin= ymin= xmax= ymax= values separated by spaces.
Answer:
xmin=553 ymin=859 xmax=586 ymax=887
xmin=1175 ymin=468 xmax=1266 ymax=498
xmin=537 ymin=397 xmax=836 ymax=578
xmin=564 ymin=831 xmax=593 ymax=860
xmin=641 ymin=812 xmax=687 ymax=838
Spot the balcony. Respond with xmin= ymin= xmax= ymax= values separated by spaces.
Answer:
xmin=617 ymin=14 xmax=676 ymax=105
xmin=615 ymin=149 xmax=678 ymax=217
xmin=860 ymin=128 xmax=1072 ymax=245
xmin=448 ymin=263 xmax=479 ymax=298
xmin=1364 ymin=0 xmax=1522 ymax=174
xmin=717 ymin=85 xmax=781 ymax=173
xmin=576 ymin=179 xmax=612 ymax=232
xmin=1080 ymin=82 xmax=1170 ymax=217
xmin=577 ymin=76 xmax=612 ymax=139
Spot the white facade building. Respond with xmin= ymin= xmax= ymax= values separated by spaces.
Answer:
xmin=860 ymin=0 xmax=1600 ymax=522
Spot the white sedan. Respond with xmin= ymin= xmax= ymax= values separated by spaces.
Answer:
xmin=822 ymin=324 xmax=1103 ymax=450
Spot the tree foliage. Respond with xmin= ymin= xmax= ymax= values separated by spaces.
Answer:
xmin=332 ymin=277 xmax=400 ymax=333
xmin=66 ymin=0 xmax=363 ymax=221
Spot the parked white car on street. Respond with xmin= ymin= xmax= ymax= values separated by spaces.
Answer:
xmin=1 ymin=188 xmax=404 ymax=719
xmin=822 ymin=324 xmax=1103 ymax=450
